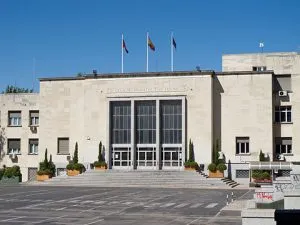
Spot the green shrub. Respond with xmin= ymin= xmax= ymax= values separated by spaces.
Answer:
xmin=66 ymin=163 xmax=74 ymax=170
xmin=208 ymin=163 xmax=217 ymax=172
xmin=3 ymin=168 xmax=13 ymax=178
xmin=73 ymin=163 xmax=86 ymax=173
xmin=252 ymin=170 xmax=271 ymax=180
xmin=94 ymin=161 xmax=107 ymax=167
xmin=0 ymin=169 xmax=5 ymax=180
xmin=73 ymin=142 xmax=79 ymax=164
xmin=216 ymin=163 xmax=227 ymax=172
xmin=184 ymin=161 xmax=198 ymax=169
xmin=3 ymin=166 xmax=21 ymax=181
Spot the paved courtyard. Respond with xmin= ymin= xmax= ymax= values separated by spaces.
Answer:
xmin=0 ymin=186 xmax=253 ymax=225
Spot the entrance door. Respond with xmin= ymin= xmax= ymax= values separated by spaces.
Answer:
xmin=161 ymin=146 xmax=182 ymax=170
xmin=136 ymin=145 xmax=156 ymax=169
xmin=112 ymin=146 xmax=131 ymax=169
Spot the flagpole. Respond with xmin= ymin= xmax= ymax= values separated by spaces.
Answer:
xmin=121 ymin=34 xmax=124 ymax=73
xmin=146 ymin=32 xmax=149 ymax=72
xmin=171 ymin=32 xmax=174 ymax=72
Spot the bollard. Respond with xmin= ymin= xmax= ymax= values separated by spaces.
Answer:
xmin=231 ymin=192 xmax=234 ymax=203
xmin=226 ymin=194 xmax=229 ymax=205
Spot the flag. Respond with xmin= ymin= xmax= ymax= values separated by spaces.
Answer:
xmin=148 ymin=37 xmax=155 ymax=51
xmin=259 ymin=42 xmax=264 ymax=48
xmin=172 ymin=37 xmax=177 ymax=49
xmin=123 ymin=39 xmax=129 ymax=53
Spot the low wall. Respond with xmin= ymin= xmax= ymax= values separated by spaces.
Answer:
xmin=242 ymin=209 xmax=275 ymax=225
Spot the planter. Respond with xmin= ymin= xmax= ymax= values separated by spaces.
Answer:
xmin=253 ymin=179 xmax=272 ymax=184
xmin=95 ymin=166 xmax=107 ymax=171
xmin=209 ymin=170 xmax=224 ymax=178
xmin=0 ymin=176 xmax=20 ymax=184
xmin=184 ymin=167 xmax=197 ymax=171
xmin=36 ymin=174 xmax=50 ymax=181
xmin=67 ymin=170 xmax=80 ymax=176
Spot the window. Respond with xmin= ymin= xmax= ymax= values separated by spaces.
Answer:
xmin=8 ymin=111 xmax=21 ymax=126
xmin=57 ymin=138 xmax=69 ymax=154
xmin=111 ymin=101 xmax=131 ymax=144
xmin=275 ymin=106 xmax=292 ymax=123
xmin=236 ymin=170 xmax=249 ymax=178
xmin=7 ymin=139 xmax=21 ymax=154
xmin=161 ymin=100 xmax=182 ymax=144
xmin=236 ymin=137 xmax=250 ymax=154
xmin=275 ymin=137 xmax=292 ymax=154
xmin=29 ymin=111 xmax=39 ymax=126
xmin=136 ymin=101 xmax=156 ymax=144
xmin=29 ymin=139 xmax=38 ymax=155
xmin=253 ymin=66 xmax=267 ymax=72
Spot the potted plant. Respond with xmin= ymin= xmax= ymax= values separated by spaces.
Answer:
xmin=208 ymin=163 xmax=225 ymax=178
xmin=184 ymin=139 xmax=198 ymax=171
xmin=36 ymin=149 xmax=56 ymax=181
xmin=66 ymin=142 xmax=86 ymax=176
xmin=252 ymin=170 xmax=271 ymax=183
xmin=0 ymin=165 xmax=22 ymax=184
xmin=94 ymin=141 xmax=107 ymax=170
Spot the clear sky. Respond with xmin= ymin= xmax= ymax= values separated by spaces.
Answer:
xmin=0 ymin=0 xmax=299 ymax=92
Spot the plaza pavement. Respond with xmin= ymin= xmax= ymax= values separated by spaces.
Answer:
xmin=0 ymin=185 xmax=253 ymax=225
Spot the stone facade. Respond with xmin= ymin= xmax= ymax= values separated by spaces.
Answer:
xmin=0 ymin=52 xmax=299 ymax=182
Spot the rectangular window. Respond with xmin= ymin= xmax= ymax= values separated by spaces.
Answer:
xmin=253 ymin=66 xmax=267 ymax=72
xmin=8 ymin=111 xmax=21 ymax=126
xmin=29 ymin=139 xmax=38 ymax=155
xmin=275 ymin=106 xmax=292 ymax=123
xmin=136 ymin=101 xmax=156 ymax=144
xmin=161 ymin=100 xmax=182 ymax=144
xmin=236 ymin=170 xmax=249 ymax=178
xmin=7 ymin=139 xmax=21 ymax=154
xmin=58 ymin=138 xmax=69 ymax=155
xmin=29 ymin=111 xmax=39 ymax=126
xmin=275 ymin=137 xmax=292 ymax=154
xmin=111 ymin=101 xmax=131 ymax=144
xmin=236 ymin=137 xmax=250 ymax=154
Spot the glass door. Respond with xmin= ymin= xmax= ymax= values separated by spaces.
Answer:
xmin=161 ymin=146 xmax=182 ymax=170
xmin=136 ymin=145 xmax=156 ymax=169
xmin=112 ymin=146 xmax=131 ymax=169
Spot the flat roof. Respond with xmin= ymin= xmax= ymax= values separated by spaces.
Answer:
xmin=223 ymin=51 xmax=299 ymax=56
xmin=39 ymin=70 xmax=275 ymax=82
xmin=39 ymin=70 xmax=215 ymax=82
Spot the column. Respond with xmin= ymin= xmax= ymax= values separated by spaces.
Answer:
xmin=181 ymin=97 xmax=186 ymax=170
xmin=156 ymin=99 xmax=160 ymax=170
xmin=131 ymin=100 xmax=135 ymax=170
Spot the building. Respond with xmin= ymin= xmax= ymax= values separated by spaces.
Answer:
xmin=0 ymin=52 xmax=299 ymax=183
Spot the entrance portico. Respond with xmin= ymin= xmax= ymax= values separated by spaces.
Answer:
xmin=109 ymin=96 xmax=186 ymax=170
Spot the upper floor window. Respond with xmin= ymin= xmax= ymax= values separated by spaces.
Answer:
xmin=29 ymin=111 xmax=39 ymax=126
xmin=275 ymin=106 xmax=291 ymax=123
xmin=275 ymin=137 xmax=292 ymax=154
xmin=58 ymin=137 xmax=69 ymax=155
xmin=8 ymin=139 xmax=21 ymax=154
xmin=8 ymin=111 xmax=21 ymax=126
xmin=29 ymin=139 xmax=38 ymax=155
xmin=253 ymin=66 xmax=267 ymax=72
xmin=236 ymin=137 xmax=250 ymax=154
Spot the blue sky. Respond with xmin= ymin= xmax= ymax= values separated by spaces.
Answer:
xmin=0 ymin=0 xmax=299 ymax=92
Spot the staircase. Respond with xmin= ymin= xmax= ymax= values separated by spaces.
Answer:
xmin=221 ymin=177 xmax=240 ymax=188
xmin=27 ymin=170 xmax=231 ymax=189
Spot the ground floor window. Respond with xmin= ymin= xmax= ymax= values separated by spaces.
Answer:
xmin=236 ymin=170 xmax=249 ymax=178
xmin=236 ymin=137 xmax=249 ymax=154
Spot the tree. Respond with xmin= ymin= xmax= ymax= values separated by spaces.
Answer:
xmin=43 ymin=148 xmax=49 ymax=169
xmin=2 ymin=85 xmax=33 ymax=94
xmin=188 ymin=139 xmax=195 ymax=162
xmin=0 ymin=128 xmax=6 ymax=163
xmin=212 ymin=139 xmax=220 ymax=164
xmin=98 ymin=141 xmax=104 ymax=162
xmin=73 ymin=142 xmax=78 ymax=164
xmin=259 ymin=150 xmax=265 ymax=162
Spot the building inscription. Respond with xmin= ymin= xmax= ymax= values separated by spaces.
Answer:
xmin=106 ymin=86 xmax=189 ymax=94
